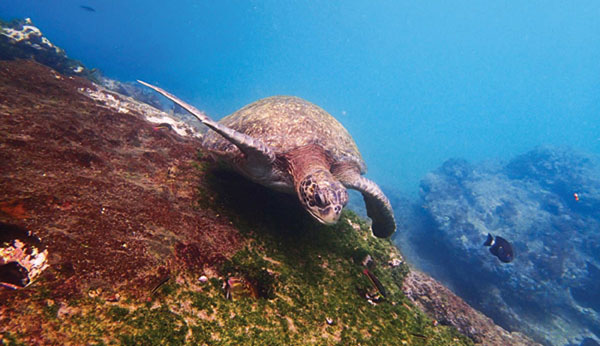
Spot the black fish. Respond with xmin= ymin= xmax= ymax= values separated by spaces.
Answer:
xmin=80 ymin=5 xmax=96 ymax=12
xmin=484 ymin=233 xmax=514 ymax=263
xmin=363 ymin=268 xmax=387 ymax=297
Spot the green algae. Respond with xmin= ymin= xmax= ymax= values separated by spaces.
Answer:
xmin=1 ymin=332 xmax=27 ymax=346
xmin=221 ymin=248 xmax=275 ymax=299
xmin=107 ymin=306 xmax=129 ymax=321
xmin=118 ymin=306 xmax=188 ymax=346
xmin=1 ymin=162 xmax=473 ymax=345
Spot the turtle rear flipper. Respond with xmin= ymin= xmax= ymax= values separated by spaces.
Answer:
xmin=138 ymin=80 xmax=275 ymax=166
xmin=338 ymin=172 xmax=396 ymax=238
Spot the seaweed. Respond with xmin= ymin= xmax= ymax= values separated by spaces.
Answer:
xmin=0 ymin=60 xmax=473 ymax=346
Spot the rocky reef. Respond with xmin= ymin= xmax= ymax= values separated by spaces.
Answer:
xmin=0 ymin=18 xmax=542 ymax=344
xmin=0 ymin=17 xmax=185 ymax=118
xmin=0 ymin=18 xmax=88 ymax=77
xmin=402 ymin=270 xmax=539 ymax=346
xmin=397 ymin=148 xmax=600 ymax=345
xmin=0 ymin=59 xmax=479 ymax=345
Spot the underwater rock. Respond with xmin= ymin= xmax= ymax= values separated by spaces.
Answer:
xmin=570 ymin=262 xmax=600 ymax=313
xmin=0 ymin=18 xmax=89 ymax=77
xmin=0 ymin=58 xmax=244 ymax=336
xmin=97 ymin=77 xmax=166 ymax=110
xmin=402 ymin=146 xmax=600 ymax=346
xmin=580 ymin=337 xmax=600 ymax=346
xmin=0 ymin=222 xmax=48 ymax=289
xmin=0 ymin=17 xmax=206 ymax=126
xmin=402 ymin=270 xmax=539 ymax=345
xmin=0 ymin=47 xmax=538 ymax=345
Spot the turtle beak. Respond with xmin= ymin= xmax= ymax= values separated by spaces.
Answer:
xmin=312 ymin=205 xmax=343 ymax=225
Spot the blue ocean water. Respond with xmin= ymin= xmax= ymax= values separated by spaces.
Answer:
xmin=2 ymin=1 xmax=598 ymax=197
xmin=2 ymin=3 xmax=600 ymax=345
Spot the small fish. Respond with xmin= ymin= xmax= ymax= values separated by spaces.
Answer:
xmin=153 ymin=123 xmax=173 ymax=131
xmin=574 ymin=192 xmax=580 ymax=202
xmin=150 ymin=276 xmax=170 ymax=295
xmin=80 ymin=5 xmax=96 ymax=12
xmin=484 ymin=233 xmax=514 ymax=263
xmin=362 ymin=268 xmax=387 ymax=297
xmin=410 ymin=332 xmax=428 ymax=340
xmin=225 ymin=277 xmax=258 ymax=300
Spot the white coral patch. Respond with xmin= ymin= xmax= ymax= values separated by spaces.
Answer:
xmin=21 ymin=25 xmax=42 ymax=38
xmin=2 ymin=25 xmax=43 ymax=43
xmin=41 ymin=36 xmax=61 ymax=53
xmin=1 ymin=28 xmax=26 ymax=42
xmin=79 ymin=86 xmax=201 ymax=138
xmin=1 ymin=23 xmax=60 ymax=53
xmin=145 ymin=115 xmax=193 ymax=137
xmin=0 ymin=239 xmax=49 ymax=288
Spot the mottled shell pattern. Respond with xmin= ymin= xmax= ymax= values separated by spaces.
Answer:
xmin=202 ymin=96 xmax=367 ymax=173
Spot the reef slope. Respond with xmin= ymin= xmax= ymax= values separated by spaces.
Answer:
xmin=0 ymin=59 xmax=539 ymax=345
xmin=399 ymin=151 xmax=600 ymax=345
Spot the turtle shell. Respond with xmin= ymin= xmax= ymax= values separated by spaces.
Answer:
xmin=202 ymin=96 xmax=367 ymax=173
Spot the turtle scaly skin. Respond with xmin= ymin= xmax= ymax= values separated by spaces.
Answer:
xmin=139 ymin=81 xmax=396 ymax=238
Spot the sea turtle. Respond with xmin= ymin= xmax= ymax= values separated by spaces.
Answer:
xmin=138 ymin=81 xmax=396 ymax=238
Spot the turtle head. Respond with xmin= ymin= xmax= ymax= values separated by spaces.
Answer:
xmin=297 ymin=169 xmax=348 ymax=224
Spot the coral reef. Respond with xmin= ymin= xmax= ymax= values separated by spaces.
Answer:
xmin=0 ymin=59 xmax=479 ymax=345
xmin=399 ymin=148 xmax=600 ymax=345
xmin=0 ymin=18 xmax=87 ymax=77
xmin=0 ymin=17 xmax=190 ymax=119
xmin=0 ymin=23 xmax=540 ymax=344
xmin=0 ymin=222 xmax=49 ymax=289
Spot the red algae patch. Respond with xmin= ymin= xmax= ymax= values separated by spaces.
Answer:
xmin=0 ymin=60 xmax=243 ymax=335
xmin=0 ymin=60 xmax=528 ymax=346
xmin=0 ymin=200 xmax=29 ymax=219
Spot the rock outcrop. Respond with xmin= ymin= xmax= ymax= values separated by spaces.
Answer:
xmin=0 ymin=59 xmax=476 ymax=346
xmin=0 ymin=18 xmax=175 ymax=115
xmin=0 ymin=20 xmax=544 ymax=344
xmin=402 ymin=270 xmax=539 ymax=345
xmin=401 ymin=149 xmax=600 ymax=345
xmin=0 ymin=18 xmax=88 ymax=77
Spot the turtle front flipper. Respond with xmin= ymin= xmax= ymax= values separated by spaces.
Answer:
xmin=338 ymin=173 xmax=396 ymax=238
xmin=138 ymin=81 xmax=275 ymax=165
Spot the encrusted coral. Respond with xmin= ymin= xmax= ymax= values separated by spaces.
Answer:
xmin=0 ymin=223 xmax=49 ymax=289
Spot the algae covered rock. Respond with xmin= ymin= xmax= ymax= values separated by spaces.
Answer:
xmin=0 ymin=18 xmax=88 ymax=76
xmin=407 ymin=146 xmax=600 ymax=345
xmin=0 ymin=27 xmax=535 ymax=344
xmin=0 ymin=59 xmax=475 ymax=345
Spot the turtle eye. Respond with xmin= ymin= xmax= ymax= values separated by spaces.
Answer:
xmin=314 ymin=192 xmax=328 ymax=207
